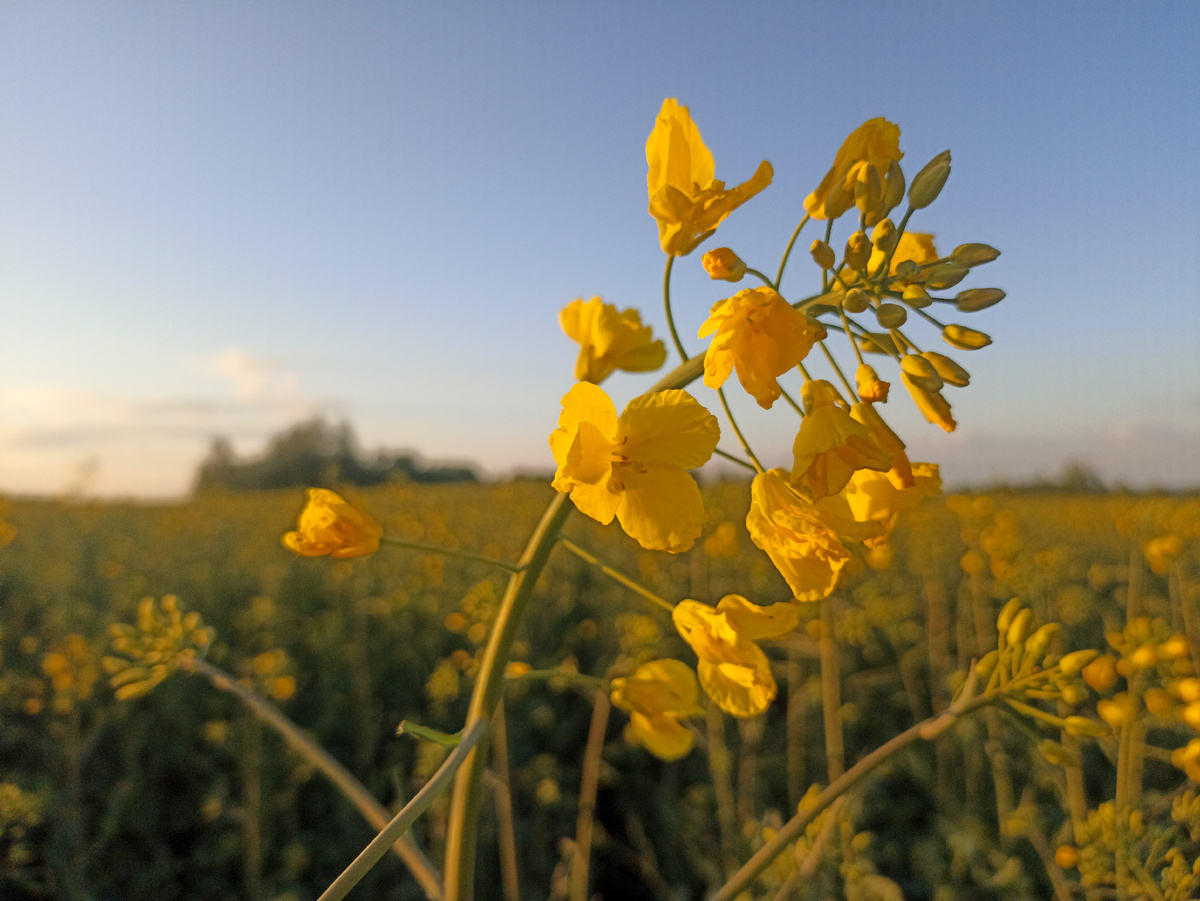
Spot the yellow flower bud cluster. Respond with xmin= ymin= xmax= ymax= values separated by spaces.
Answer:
xmin=1074 ymin=802 xmax=1148 ymax=891
xmin=103 ymin=595 xmax=214 ymax=701
xmin=975 ymin=599 xmax=1092 ymax=711
xmin=29 ymin=634 xmax=101 ymax=715
xmin=239 ymin=647 xmax=296 ymax=702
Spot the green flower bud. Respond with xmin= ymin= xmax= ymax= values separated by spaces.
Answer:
xmin=924 ymin=261 xmax=969 ymax=290
xmin=876 ymin=303 xmax=907 ymax=328
xmin=810 ymin=240 xmax=836 ymax=271
xmin=921 ymin=351 xmax=969 ymax=387
xmin=902 ymin=284 xmax=933 ymax=308
xmin=845 ymin=231 xmax=871 ymax=272
xmin=901 ymin=353 xmax=942 ymax=391
xmin=843 ymin=287 xmax=870 ymax=313
xmin=871 ymin=219 xmax=897 ymax=254
xmin=956 ymin=288 xmax=1006 ymax=312
xmin=908 ymin=150 xmax=951 ymax=209
xmin=951 ymin=243 xmax=1001 ymax=267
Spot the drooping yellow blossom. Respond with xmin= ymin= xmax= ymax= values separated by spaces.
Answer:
xmin=850 ymin=402 xmax=914 ymax=489
xmin=672 ymin=595 xmax=799 ymax=717
xmin=610 ymin=659 xmax=704 ymax=760
xmin=646 ymin=98 xmax=773 ymax=256
xmin=549 ymin=382 xmax=719 ymax=553
xmin=559 ymin=297 xmax=667 ymax=384
xmin=855 ymin=364 xmax=890 ymax=403
xmin=901 ymin=371 xmax=957 ymax=432
xmin=699 ymin=288 xmax=826 ymax=410
xmin=282 ymin=488 xmax=382 ymax=558
xmin=790 ymin=381 xmax=892 ymax=498
xmin=846 ymin=462 xmax=941 ymax=549
xmin=701 ymin=247 xmax=747 ymax=282
xmin=805 ymin=118 xmax=902 ymax=221
xmin=746 ymin=469 xmax=882 ymax=602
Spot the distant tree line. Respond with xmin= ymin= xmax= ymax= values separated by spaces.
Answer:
xmin=192 ymin=418 xmax=478 ymax=492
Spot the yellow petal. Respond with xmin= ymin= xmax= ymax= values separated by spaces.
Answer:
xmin=698 ymin=655 xmax=776 ymax=717
xmin=616 ymin=461 xmax=704 ymax=553
xmin=618 ymin=390 xmax=719 ymax=470
xmin=715 ymin=595 xmax=800 ymax=641
xmin=628 ymin=711 xmax=695 ymax=761
xmin=553 ymin=382 xmax=619 ymax=441
xmin=646 ymin=98 xmax=715 ymax=202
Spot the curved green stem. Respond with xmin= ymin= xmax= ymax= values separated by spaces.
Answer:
xmin=774 ymin=214 xmax=811 ymax=289
xmin=714 ymin=446 xmax=758 ymax=471
xmin=662 ymin=255 xmax=689 ymax=362
xmin=716 ymin=388 xmax=765 ymax=474
xmin=779 ymin=386 xmax=804 ymax=417
xmin=443 ymin=493 xmax=573 ymax=901
xmin=507 ymin=668 xmax=610 ymax=691
xmin=818 ymin=341 xmax=858 ymax=403
xmin=319 ymin=719 xmax=489 ymax=901
xmin=745 ymin=268 xmax=775 ymax=288
xmin=821 ymin=219 xmax=834 ymax=293
xmin=183 ymin=657 xmax=443 ymax=900
xmin=380 ymin=536 xmax=522 ymax=573
xmin=559 ymin=536 xmax=675 ymax=613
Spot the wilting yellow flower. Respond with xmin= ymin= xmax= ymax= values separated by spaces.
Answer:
xmin=746 ymin=469 xmax=882 ymax=602
xmin=549 ymin=382 xmax=719 ymax=553
xmin=610 ymin=659 xmax=704 ymax=760
xmin=790 ymin=381 xmax=892 ymax=498
xmin=699 ymin=288 xmax=826 ymax=410
xmin=672 ymin=595 xmax=799 ymax=717
xmin=846 ymin=462 xmax=941 ymax=549
xmin=559 ymin=297 xmax=667 ymax=384
xmin=902 ymin=372 xmax=956 ymax=432
xmin=805 ymin=118 xmax=902 ymax=221
xmin=646 ymin=98 xmax=773 ymax=256
xmin=282 ymin=488 xmax=382 ymax=558
xmin=701 ymin=247 xmax=747 ymax=282
xmin=850 ymin=402 xmax=913 ymax=489
xmin=855 ymin=364 xmax=890 ymax=404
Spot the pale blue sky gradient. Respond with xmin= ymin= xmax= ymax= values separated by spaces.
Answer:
xmin=1 ymin=2 xmax=1197 ymax=495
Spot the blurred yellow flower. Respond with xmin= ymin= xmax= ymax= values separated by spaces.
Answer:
xmin=699 ymin=288 xmax=825 ymax=410
xmin=672 ymin=595 xmax=798 ymax=717
xmin=559 ymin=297 xmax=667 ymax=384
xmin=746 ymin=469 xmax=882 ymax=602
xmin=846 ymin=462 xmax=941 ymax=549
xmin=704 ymin=521 xmax=741 ymax=558
xmin=646 ymin=98 xmax=773 ymax=256
xmin=805 ymin=118 xmax=902 ymax=220
xmin=701 ymin=247 xmax=746 ymax=282
xmin=548 ymin=382 xmax=719 ymax=553
xmin=1143 ymin=534 xmax=1183 ymax=575
xmin=1173 ymin=738 xmax=1200 ymax=782
xmin=790 ymin=381 xmax=892 ymax=498
xmin=610 ymin=659 xmax=703 ymax=760
xmin=282 ymin=488 xmax=382 ymax=558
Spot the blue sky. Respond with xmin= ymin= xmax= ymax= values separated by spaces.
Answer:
xmin=1 ymin=1 xmax=1197 ymax=496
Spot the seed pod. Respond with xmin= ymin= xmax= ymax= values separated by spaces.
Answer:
xmin=924 ymin=261 xmax=969 ymax=290
xmin=901 ymin=354 xmax=943 ymax=391
xmin=956 ymin=288 xmax=1006 ymax=312
xmin=921 ymin=351 xmax=970 ymax=387
xmin=876 ymin=303 xmax=907 ymax=328
xmin=908 ymin=150 xmax=951 ymax=209
xmin=901 ymin=284 xmax=932 ymax=307
xmin=952 ymin=243 xmax=1001 ymax=267
xmin=843 ymin=287 xmax=870 ymax=313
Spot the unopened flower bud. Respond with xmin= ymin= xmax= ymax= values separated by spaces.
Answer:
xmin=901 ymin=354 xmax=943 ymax=391
xmin=1024 ymin=623 xmax=1060 ymax=662
xmin=976 ymin=649 xmax=1000 ymax=680
xmin=1082 ymin=655 xmax=1118 ymax=691
xmin=1039 ymin=739 xmax=1078 ymax=767
xmin=921 ymin=351 xmax=970 ymax=387
xmin=1006 ymin=608 xmax=1033 ymax=648
xmin=876 ymin=303 xmax=907 ymax=328
xmin=809 ymin=240 xmax=836 ymax=271
xmin=952 ymin=243 xmax=1001 ymax=267
xmin=855 ymin=364 xmax=890 ymax=403
xmin=924 ymin=261 xmax=969 ymax=290
xmin=871 ymin=219 xmax=897 ymax=254
xmin=702 ymin=247 xmax=747 ymax=282
xmin=854 ymin=163 xmax=883 ymax=217
xmin=883 ymin=160 xmax=905 ymax=211
xmin=942 ymin=324 xmax=992 ymax=350
xmin=956 ymin=288 xmax=1006 ymax=312
xmin=1055 ymin=845 xmax=1080 ymax=869
xmin=1060 ymin=683 xmax=1087 ymax=705
xmin=997 ymin=598 xmax=1024 ymax=636
xmin=845 ymin=231 xmax=871 ymax=272
xmin=1058 ymin=649 xmax=1099 ymax=676
xmin=1143 ymin=688 xmax=1172 ymax=714
xmin=843 ymin=287 xmax=870 ymax=313
xmin=1064 ymin=715 xmax=1110 ymax=737
xmin=825 ymin=174 xmax=857 ymax=220
xmin=897 ymin=284 xmax=929 ymax=308
xmin=1097 ymin=693 xmax=1135 ymax=729
xmin=908 ymin=150 xmax=951 ymax=209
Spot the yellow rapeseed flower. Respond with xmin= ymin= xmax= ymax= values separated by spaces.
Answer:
xmin=282 ymin=488 xmax=382 ymax=558
xmin=559 ymin=297 xmax=667 ymax=384
xmin=850 ymin=402 xmax=914 ymax=489
xmin=790 ymin=381 xmax=892 ymax=498
xmin=701 ymin=247 xmax=747 ymax=282
xmin=610 ymin=659 xmax=704 ymax=760
xmin=845 ymin=462 xmax=941 ymax=549
xmin=699 ymin=288 xmax=826 ymax=410
xmin=549 ymin=382 xmax=719 ymax=553
xmin=646 ymin=98 xmax=773 ymax=256
xmin=805 ymin=118 xmax=902 ymax=221
xmin=672 ymin=595 xmax=799 ymax=717
xmin=746 ymin=469 xmax=882 ymax=602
